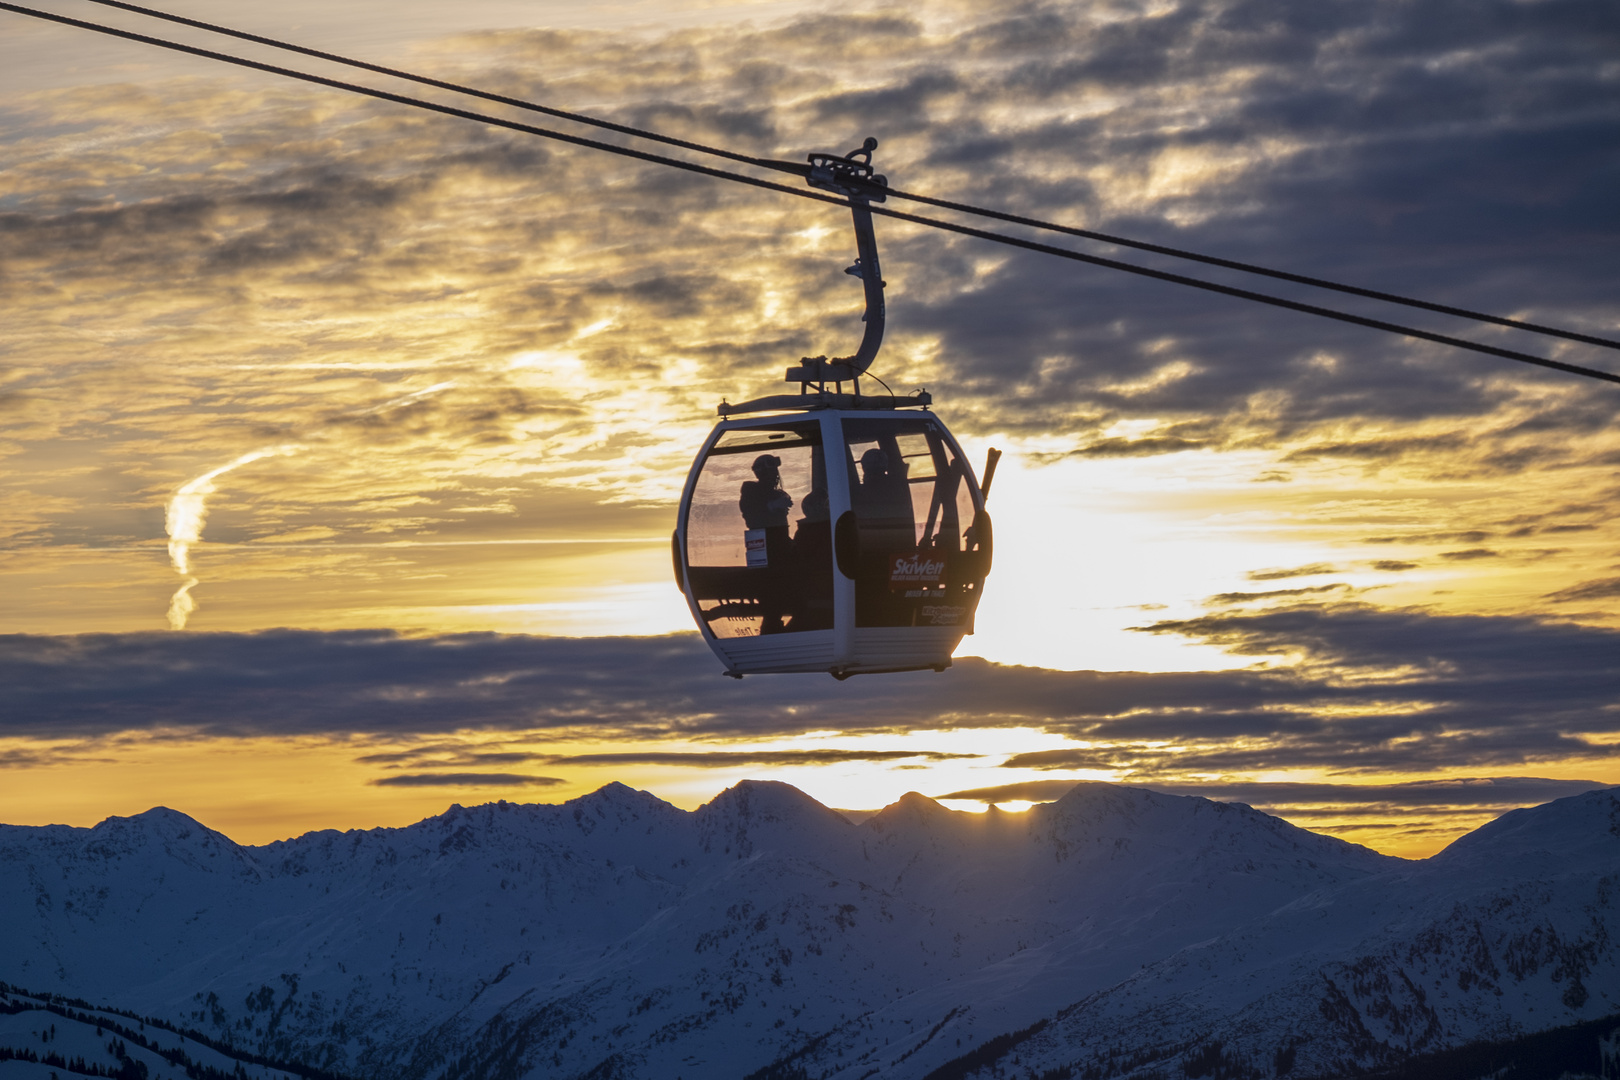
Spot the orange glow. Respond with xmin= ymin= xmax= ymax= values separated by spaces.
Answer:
xmin=1 ymin=0 xmax=1614 ymax=864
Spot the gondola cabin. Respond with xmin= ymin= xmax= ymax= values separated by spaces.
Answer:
xmin=675 ymin=400 xmax=992 ymax=677
xmin=673 ymin=137 xmax=994 ymax=676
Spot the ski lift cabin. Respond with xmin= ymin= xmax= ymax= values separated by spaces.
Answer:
xmin=676 ymin=402 xmax=991 ymax=677
xmin=673 ymin=140 xmax=996 ymax=677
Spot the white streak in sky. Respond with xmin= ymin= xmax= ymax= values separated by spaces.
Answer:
xmin=166 ymin=446 xmax=301 ymax=630
xmin=355 ymin=381 xmax=456 ymax=417
xmin=162 ymin=381 xmax=456 ymax=630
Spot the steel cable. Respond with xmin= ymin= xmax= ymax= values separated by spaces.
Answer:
xmin=67 ymin=0 xmax=1620 ymax=355
xmin=2 ymin=0 xmax=1617 ymax=385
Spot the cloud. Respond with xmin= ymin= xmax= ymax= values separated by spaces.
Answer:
xmin=1364 ymin=531 xmax=1493 ymax=545
xmin=354 ymin=748 xmax=544 ymax=766
xmin=1545 ymin=577 xmax=1620 ymax=604
xmin=4 ymin=0 xmax=1616 ymax=468
xmin=1 ymin=0 xmax=1618 ymax=745
xmin=541 ymin=750 xmax=981 ymax=768
xmin=1 ymin=601 xmax=1615 ymax=781
xmin=934 ymin=779 xmax=1092 ymax=804
xmin=1107 ymin=602 xmax=1620 ymax=773
xmin=0 ymin=746 xmax=72 ymax=769
xmin=1438 ymin=547 xmax=1500 ymax=561
xmin=1205 ymin=584 xmax=1351 ymax=605
xmin=1064 ymin=436 xmax=1207 ymax=458
xmin=888 ymin=0 xmax=1620 ymax=460
xmin=1247 ymin=564 xmax=1339 ymax=581
xmin=933 ymin=776 xmax=1614 ymax=810
xmin=368 ymin=772 xmax=566 ymax=788
xmin=356 ymin=747 xmax=981 ymax=769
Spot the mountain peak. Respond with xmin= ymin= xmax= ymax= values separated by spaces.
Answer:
xmin=695 ymin=780 xmax=855 ymax=860
xmin=1435 ymin=786 xmax=1620 ymax=866
xmin=864 ymin=790 xmax=955 ymax=833
xmin=77 ymin=806 xmax=258 ymax=878
xmin=571 ymin=780 xmax=678 ymax=814
xmin=1047 ymin=779 xmax=1156 ymax=810
xmin=91 ymin=806 xmax=216 ymax=844
xmin=893 ymin=790 xmax=946 ymax=813
xmin=703 ymin=778 xmax=836 ymax=816
xmin=126 ymin=805 xmax=204 ymax=825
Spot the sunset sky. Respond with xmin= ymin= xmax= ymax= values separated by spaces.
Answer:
xmin=2 ymin=0 xmax=1616 ymax=858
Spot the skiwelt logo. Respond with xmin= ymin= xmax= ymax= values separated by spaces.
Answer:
xmin=745 ymin=528 xmax=768 ymax=567
xmin=889 ymin=554 xmax=946 ymax=585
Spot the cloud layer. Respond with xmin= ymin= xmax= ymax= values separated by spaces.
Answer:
xmin=4 ymin=602 xmax=1615 ymax=779
xmin=4 ymin=0 xmax=1617 ymax=588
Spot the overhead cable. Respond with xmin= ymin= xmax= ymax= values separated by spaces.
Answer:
xmin=67 ymin=0 xmax=1620 ymax=355
xmin=75 ymin=0 xmax=779 ymax=172
xmin=3 ymin=0 xmax=1617 ymax=386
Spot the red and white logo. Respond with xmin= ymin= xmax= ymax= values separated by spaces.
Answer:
xmin=745 ymin=529 xmax=768 ymax=567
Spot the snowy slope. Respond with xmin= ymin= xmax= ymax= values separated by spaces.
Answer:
xmin=0 ymin=987 xmax=311 ymax=1080
xmin=3 ymin=782 xmax=1616 ymax=1080
xmin=857 ymin=787 xmax=1620 ymax=1080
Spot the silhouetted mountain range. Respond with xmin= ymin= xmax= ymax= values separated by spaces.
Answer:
xmin=3 ymin=782 xmax=1617 ymax=1078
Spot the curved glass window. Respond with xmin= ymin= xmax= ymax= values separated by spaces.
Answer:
xmin=685 ymin=421 xmax=831 ymax=638
xmin=842 ymin=417 xmax=983 ymax=629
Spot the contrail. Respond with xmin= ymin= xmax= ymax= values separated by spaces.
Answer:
xmin=165 ymin=446 xmax=301 ymax=630
xmin=354 ymin=380 xmax=456 ymax=416
xmin=162 ymin=381 xmax=457 ymax=630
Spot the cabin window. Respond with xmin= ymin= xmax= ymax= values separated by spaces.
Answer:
xmin=684 ymin=421 xmax=831 ymax=638
xmin=842 ymin=418 xmax=982 ymax=629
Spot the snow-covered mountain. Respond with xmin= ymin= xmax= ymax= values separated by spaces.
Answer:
xmin=2 ymin=781 xmax=1616 ymax=1079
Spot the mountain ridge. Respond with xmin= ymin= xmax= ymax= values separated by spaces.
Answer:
xmin=3 ymin=782 xmax=1616 ymax=1079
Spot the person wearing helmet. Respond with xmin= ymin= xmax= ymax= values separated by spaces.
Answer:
xmin=739 ymin=454 xmax=794 ymax=530
xmin=739 ymin=454 xmax=795 ymax=633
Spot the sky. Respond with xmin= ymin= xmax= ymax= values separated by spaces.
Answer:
xmin=1 ymin=0 xmax=1617 ymax=858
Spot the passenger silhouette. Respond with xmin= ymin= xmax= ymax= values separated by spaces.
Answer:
xmin=739 ymin=454 xmax=793 ymax=530
xmin=738 ymin=454 xmax=793 ymax=633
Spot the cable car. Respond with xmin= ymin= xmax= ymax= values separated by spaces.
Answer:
xmin=674 ymin=141 xmax=997 ymax=677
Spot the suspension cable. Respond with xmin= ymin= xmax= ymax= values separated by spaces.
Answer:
xmin=76 ymin=0 xmax=778 ymax=172
xmin=2 ymin=0 xmax=1616 ymax=386
xmin=67 ymin=0 xmax=1620 ymax=355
